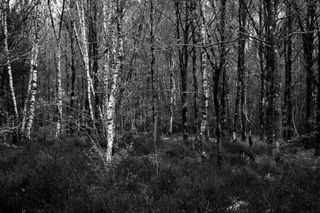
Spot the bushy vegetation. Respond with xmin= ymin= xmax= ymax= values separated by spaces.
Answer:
xmin=0 ymin=136 xmax=319 ymax=213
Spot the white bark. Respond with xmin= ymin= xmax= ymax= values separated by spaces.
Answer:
xmin=3 ymin=1 xmax=18 ymax=119
xmin=199 ymin=0 xmax=209 ymax=142
xmin=20 ymin=67 xmax=33 ymax=133
xmin=20 ymin=3 xmax=40 ymax=137
xmin=55 ymin=44 xmax=62 ymax=138
xmin=25 ymin=43 xmax=39 ymax=139
xmin=47 ymin=0 xmax=63 ymax=138
xmin=102 ymin=1 xmax=113 ymax=132
xmin=105 ymin=1 xmax=123 ymax=162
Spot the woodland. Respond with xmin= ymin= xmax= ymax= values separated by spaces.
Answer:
xmin=0 ymin=0 xmax=320 ymax=212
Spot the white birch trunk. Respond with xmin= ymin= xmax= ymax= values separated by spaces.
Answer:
xmin=55 ymin=44 xmax=63 ymax=138
xmin=199 ymin=0 xmax=209 ymax=142
xmin=3 ymin=1 xmax=18 ymax=119
xmin=47 ymin=0 xmax=63 ymax=138
xmin=105 ymin=1 xmax=123 ymax=162
xmin=25 ymin=43 xmax=39 ymax=139
xmin=21 ymin=1 xmax=41 ymax=137
xmin=102 ymin=1 xmax=113 ymax=135
xmin=20 ymin=67 xmax=32 ymax=133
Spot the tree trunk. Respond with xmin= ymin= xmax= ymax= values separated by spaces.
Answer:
xmin=191 ymin=0 xmax=198 ymax=137
xmin=181 ymin=1 xmax=190 ymax=141
xmin=69 ymin=27 xmax=76 ymax=133
xmin=25 ymin=43 xmax=39 ymax=139
xmin=303 ymin=0 xmax=315 ymax=134
xmin=315 ymin=31 xmax=320 ymax=156
xmin=24 ymin=4 xmax=40 ymax=139
xmin=150 ymin=0 xmax=158 ymax=145
xmin=76 ymin=0 xmax=95 ymax=129
xmin=234 ymin=0 xmax=247 ymax=142
xmin=174 ymin=1 xmax=189 ymax=141
xmin=199 ymin=0 xmax=209 ymax=147
xmin=284 ymin=3 xmax=293 ymax=141
xmin=265 ymin=0 xmax=282 ymax=145
xmin=105 ymin=0 xmax=123 ymax=162
xmin=21 ymin=67 xmax=33 ymax=134
xmin=258 ymin=0 xmax=265 ymax=141
xmin=169 ymin=54 xmax=176 ymax=135
xmin=3 ymin=0 xmax=18 ymax=119
xmin=219 ymin=0 xmax=227 ymax=138
xmin=88 ymin=0 xmax=100 ymax=124
xmin=55 ymin=44 xmax=63 ymax=139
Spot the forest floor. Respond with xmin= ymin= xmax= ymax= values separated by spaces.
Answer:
xmin=0 ymin=133 xmax=320 ymax=213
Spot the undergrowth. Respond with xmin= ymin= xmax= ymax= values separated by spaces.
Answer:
xmin=0 ymin=136 xmax=319 ymax=212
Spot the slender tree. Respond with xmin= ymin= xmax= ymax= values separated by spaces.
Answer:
xmin=2 ymin=0 xmax=18 ymax=120
xmin=258 ymin=0 xmax=265 ymax=141
xmin=48 ymin=0 xmax=65 ymax=139
xmin=219 ymin=0 xmax=227 ymax=138
xmin=150 ymin=0 xmax=158 ymax=144
xmin=169 ymin=52 xmax=176 ymax=135
xmin=191 ymin=0 xmax=199 ymax=139
xmin=199 ymin=0 xmax=209 ymax=148
xmin=283 ymin=2 xmax=293 ymax=141
xmin=105 ymin=0 xmax=124 ymax=162
xmin=234 ymin=0 xmax=247 ymax=142
xmin=315 ymin=31 xmax=320 ymax=156
xmin=23 ymin=1 xmax=40 ymax=140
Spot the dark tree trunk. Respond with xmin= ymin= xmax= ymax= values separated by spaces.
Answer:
xmin=284 ymin=3 xmax=293 ymax=141
xmin=175 ymin=1 xmax=190 ymax=141
xmin=303 ymin=0 xmax=315 ymax=134
xmin=219 ymin=0 xmax=227 ymax=138
xmin=234 ymin=73 xmax=241 ymax=141
xmin=315 ymin=32 xmax=320 ymax=156
xmin=234 ymin=0 xmax=247 ymax=142
xmin=258 ymin=0 xmax=265 ymax=141
xmin=239 ymin=0 xmax=247 ymax=142
xmin=150 ymin=0 xmax=158 ymax=144
xmin=182 ymin=1 xmax=190 ymax=141
xmin=88 ymin=0 xmax=100 ymax=129
xmin=265 ymin=0 xmax=282 ymax=144
xmin=191 ymin=0 xmax=198 ymax=137
xmin=69 ymin=27 xmax=76 ymax=134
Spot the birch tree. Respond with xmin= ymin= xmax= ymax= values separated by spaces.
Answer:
xmin=25 ymin=34 xmax=39 ymax=139
xmin=48 ymin=0 xmax=65 ymax=139
xmin=21 ymin=1 xmax=40 ymax=140
xmin=105 ymin=0 xmax=124 ymax=162
xmin=199 ymin=0 xmax=209 ymax=150
xmin=2 ymin=0 xmax=18 ymax=120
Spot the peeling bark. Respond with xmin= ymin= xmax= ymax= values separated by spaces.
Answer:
xmin=105 ymin=0 xmax=123 ymax=162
